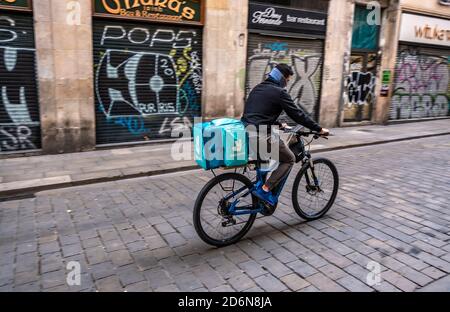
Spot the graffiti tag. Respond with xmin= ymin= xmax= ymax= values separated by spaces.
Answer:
xmin=94 ymin=22 xmax=202 ymax=142
xmin=246 ymin=42 xmax=323 ymax=119
xmin=391 ymin=48 xmax=449 ymax=120
xmin=0 ymin=14 xmax=39 ymax=152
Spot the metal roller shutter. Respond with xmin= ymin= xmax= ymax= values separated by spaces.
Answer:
xmin=390 ymin=44 xmax=450 ymax=120
xmin=0 ymin=11 xmax=40 ymax=153
xmin=93 ymin=18 xmax=203 ymax=145
xmin=246 ymin=33 xmax=324 ymax=122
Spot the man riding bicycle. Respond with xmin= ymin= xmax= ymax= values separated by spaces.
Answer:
xmin=241 ymin=63 xmax=329 ymax=208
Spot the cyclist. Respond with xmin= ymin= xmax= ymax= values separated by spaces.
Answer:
xmin=241 ymin=63 xmax=329 ymax=208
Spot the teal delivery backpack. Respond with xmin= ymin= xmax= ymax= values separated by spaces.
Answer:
xmin=194 ymin=118 xmax=248 ymax=170
xmin=194 ymin=121 xmax=224 ymax=170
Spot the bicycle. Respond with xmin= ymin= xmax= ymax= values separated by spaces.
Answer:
xmin=193 ymin=126 xmax=339 ymax=247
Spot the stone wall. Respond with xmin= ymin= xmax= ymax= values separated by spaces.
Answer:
xmin=34 ymin=0 xmax=95 ymax=154
xmin=201 ymin=0 xmax=248 ymax=119
xmin=319 ymin=0 xmax=354 ymax=127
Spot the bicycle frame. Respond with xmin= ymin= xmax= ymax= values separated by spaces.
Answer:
xmin=222 ymin=153 xmax=316 ymax=217
xmin=194 ymin=129 xmax=335 ymax=247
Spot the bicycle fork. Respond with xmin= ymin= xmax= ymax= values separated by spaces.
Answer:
xmin=304 ymin=158 xmax=321 ymax=192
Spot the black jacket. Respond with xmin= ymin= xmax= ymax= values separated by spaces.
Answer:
xmin=241 ymin=78 xmax=322 ymax=133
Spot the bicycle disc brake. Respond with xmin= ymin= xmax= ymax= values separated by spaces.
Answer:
xmin=306 ymin=170 xmax=322 ymax=194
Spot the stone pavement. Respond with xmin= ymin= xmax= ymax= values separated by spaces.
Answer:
xmin=0 ymin=119 xmax=449 ymax=199
xmin=0 ymin=135 xmax=449 ymax=292
xmin=418 ymin=275 xmax=450 ymax=292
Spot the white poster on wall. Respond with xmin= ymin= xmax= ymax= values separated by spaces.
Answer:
xmin=399 ymin=13 xmax=450 ymax=47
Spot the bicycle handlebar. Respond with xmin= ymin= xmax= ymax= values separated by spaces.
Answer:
xmin=282 ymin=127 xmax=332 ymax=139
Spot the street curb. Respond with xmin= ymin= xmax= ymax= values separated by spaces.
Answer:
xmin=0 ymin=165 xmax=201 ymax=202
xmin=1 ymin=131 xmax=449 ymax=202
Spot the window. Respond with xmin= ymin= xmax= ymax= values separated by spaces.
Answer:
xmin=351 ymin=5 xmax=380 ymax=51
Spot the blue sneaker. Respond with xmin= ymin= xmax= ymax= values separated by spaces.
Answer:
xmin=252 ymin=185 xmax=277 ymax=207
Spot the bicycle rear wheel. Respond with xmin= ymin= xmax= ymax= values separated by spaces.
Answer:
xmin=193 ymin=173 xmax=257 ymax=247
xmin=292 ymin=158 xmax=339 ymax=221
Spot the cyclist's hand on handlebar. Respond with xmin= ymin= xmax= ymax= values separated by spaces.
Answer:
xmin=320 ymin=128 xmax=330 ymax=136
xmin=281 ymin=123 xmax=292 ymax=130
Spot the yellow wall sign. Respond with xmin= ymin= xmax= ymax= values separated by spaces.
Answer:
xmin=0 ymin=0 xmax=32 ymax=10
xmin=94 ymin=0 xmax=203 ymax=24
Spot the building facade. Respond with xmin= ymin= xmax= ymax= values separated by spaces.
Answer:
xmin=385 ymin=0 xmax=450 ymax=122
xmin=0 ymin=0 xmax=448 ymax=155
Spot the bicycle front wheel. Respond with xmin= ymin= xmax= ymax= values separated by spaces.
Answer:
xmin=292 ymin=158 xmax=339 ymax=221
xmin=193 ymin=173 xmax=257 ymax=247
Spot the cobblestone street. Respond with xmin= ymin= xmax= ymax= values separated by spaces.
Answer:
xmin=1 ymin=135 xmax=449 ymax=292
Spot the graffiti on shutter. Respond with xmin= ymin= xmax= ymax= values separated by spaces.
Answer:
xmin=246 ymin=35 xmax=323 ymax=121
xmin=93 ymin=19 xmax=202 ymax=145
xmin=343 ymin=53 xmax=377 ymax=122
xmin=390 ymin=46 xmax=449 ymax=120
xmin=0 ymin=13 xmax=40 ymax=152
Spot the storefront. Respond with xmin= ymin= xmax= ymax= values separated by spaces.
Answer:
xmin=344 ymin=5 xmax=381 ymax=123
xmin=0 ymin=0 xmax=40 ymax=153
xmin=92 ymin=0 xmax=204 ymax=145
xmin=246 ymin=2 xmax=327 ymax=122
xmin=390 ymin=13 xmax=450 ymax=121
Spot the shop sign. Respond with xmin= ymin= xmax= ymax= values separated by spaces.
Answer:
xmin=380 ymin=70 xmax=391 ymax=97
xmin=248 ymin=3 xmax=327 ymax=36
xmin=94 ymin=0 xmax=203 ymax=24
xmin=399 ymin=13 xmax=450 ymax=47
xmin=0 ymin=0 xmax=32 ymax=11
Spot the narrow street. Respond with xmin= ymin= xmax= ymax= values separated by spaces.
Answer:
xmin=1 ymin=135 xmax=449 ymax=292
